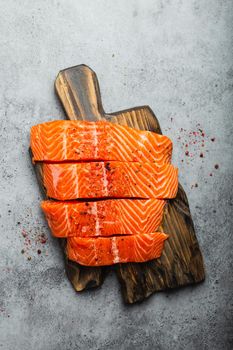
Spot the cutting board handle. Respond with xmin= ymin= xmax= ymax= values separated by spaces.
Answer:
xmin=55 ymin=64 xmax=105 ymax=121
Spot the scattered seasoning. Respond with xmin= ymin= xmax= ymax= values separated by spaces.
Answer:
xmin=214 ymin=164 xmax=219 ymax=169
xmin=37 ymin=234 xmax=47 ymax=244
xmin=40 ymin=236 xmax=47 ymax=244
xmin=85 ymin=202 xmax=89 ymax=206
xmin=105 ymin=162 xmax=111 ymax=171
xmin=20 ymin=215 xmax=48 ymax=259
xmin=195 ymin=183 xmax=198 ymax=188
xmin=177 ymin=123 xmax=216 ymax=172
xmin=209 ymin=173 xmax=213 ymax=176
xmin=22 ymin=230 xmax=27 ymax=238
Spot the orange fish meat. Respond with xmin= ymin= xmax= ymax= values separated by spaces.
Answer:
xmin=43 ymin=162 xmax=178 ymax=200
xmin=41 ymin=199 xmax=166 ymax=237
xmin=67 ymin=232 xmax=168 ymax=266
xmin=30 ymin=120 xmax=172 ymax=164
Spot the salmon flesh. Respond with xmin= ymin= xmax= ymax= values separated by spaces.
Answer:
xmin=43 ymin=162 xmax=178 ymax=200
xmin=41 ymin=199 xmax=166 ymax=237
xmin=30 ymin=120 xmax=172 ymax=164
xmin=30 ymin=120 xmax=177 ymax=266
xmin=67 ymin=232 xmax=168 ymax=266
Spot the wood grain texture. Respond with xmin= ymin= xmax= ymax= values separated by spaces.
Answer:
xmin=55 ymin=64 xmax=104 ymax=120
xmin=49 ymin=64 xmax=204 ymax=303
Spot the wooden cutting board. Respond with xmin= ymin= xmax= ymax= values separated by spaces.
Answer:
xmin=31 ymin=64 xmax=205 ymax=304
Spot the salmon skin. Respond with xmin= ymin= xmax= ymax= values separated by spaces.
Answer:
xmin=43 ymin=162 xmax=178 ymax=200
xmin=41 ymin=199 xmax=166 ymax=237
xmin=67 ymin=232 xmax=168 ymax=266
xmin=30 ymin=120 xmax=172 ymax=164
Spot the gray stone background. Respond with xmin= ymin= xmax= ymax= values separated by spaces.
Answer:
xmin=0 ymin=0 xmax=232 ymax=349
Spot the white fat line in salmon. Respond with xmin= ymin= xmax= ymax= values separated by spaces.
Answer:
xmin=92 ymin=124 xmax=98 ymax=159
xmin=111 ymin=236 xmax=120 ymax=263
xmin=65 ymin=205 xmax=71 ymax=233
xmin=62 ymin=123 xmax=68 ymax=159
xmin=101 ymin=162 xmax=109 ymax=196
xmin=92 ymin=202 xmax=100 ymax=236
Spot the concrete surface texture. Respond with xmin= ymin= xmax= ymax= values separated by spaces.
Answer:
xmin=0 ymin=0 xmax=232 ymax=349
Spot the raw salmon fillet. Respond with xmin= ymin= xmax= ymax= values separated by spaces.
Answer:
xmin=67 ymin=232 xmax=168 ymax=266
xmin=30 ymin=120 xmax=172 ymax=164
xmin=43 ymin=162 xmax=178 ymax=200
xmin=41 ymin=199 xmax=166 ymax=237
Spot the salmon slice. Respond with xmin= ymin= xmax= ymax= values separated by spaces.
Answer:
xmin=43 ymin=162 xmax=178 ymax=200
xmin=67 ymin=232 xmax=168 ymax=266
xmin=30 ymin=120 xmax=172 ymax=164
xmin=41 ymin=199 xmax=166 ymax=237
